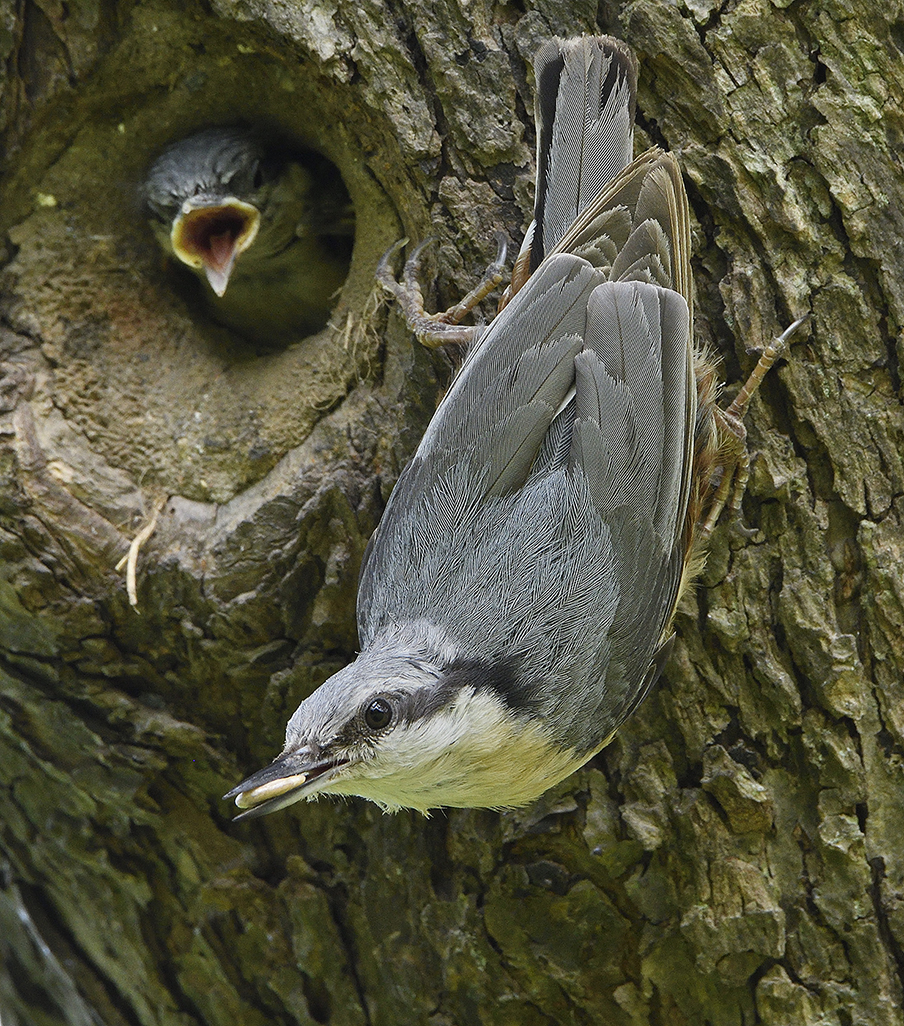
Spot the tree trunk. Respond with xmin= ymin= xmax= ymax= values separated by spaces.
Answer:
xmin=1 ymin=1 xmax=902 ymax=1024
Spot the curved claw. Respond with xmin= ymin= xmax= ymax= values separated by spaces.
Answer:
xmin=402 ymin=237 xmax=439 ymax=294
xmin=491 ymin=231 xmax=508 ymax=268
xmin=776 ymin=313 xmax=810 ymax=348
xmin=730 ymin=517 xmax=759 ymax=540
xmin=375 ymin=237 xmax=410 ymax=288
xmin=406 ymin=236 xmax=437 ymax=267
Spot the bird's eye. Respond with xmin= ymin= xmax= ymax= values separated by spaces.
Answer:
xmin=364 ymin=698 xmax=393 ymax=731
xmin=251 ymin=162 xmax=264 ymax=189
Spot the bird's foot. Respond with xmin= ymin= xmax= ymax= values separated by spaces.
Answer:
xmin=723 ymin=314 xmax=810 ymax=422
xmin=377 ymin=235 xmax=508 ymax=349
xmin=698 ymin=313 xmax=810 ymax=540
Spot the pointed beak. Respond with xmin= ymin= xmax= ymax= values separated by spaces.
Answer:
xmin=171 ymin=197 xmax=261 ymax=297
xmin=223 ymin=749 xmax=348 ymax=822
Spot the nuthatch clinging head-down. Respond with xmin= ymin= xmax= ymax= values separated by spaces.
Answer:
xmin=226 ymin=36 xmax=805 ymax=818
xmin=144 ymin=126 xmax=353 ymax=341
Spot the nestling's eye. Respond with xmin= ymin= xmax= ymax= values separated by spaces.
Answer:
xmin=364 ymin=698 xmax=393 ymax=731
xmin=251 ymin=162 xmax=265 ymax=189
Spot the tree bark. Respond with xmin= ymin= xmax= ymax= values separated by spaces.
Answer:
xmin=1 ymin=1 xmax=902 ymax=1024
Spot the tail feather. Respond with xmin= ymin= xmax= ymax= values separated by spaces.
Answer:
xmin=532 ymin=36 xmax=638 ymax=268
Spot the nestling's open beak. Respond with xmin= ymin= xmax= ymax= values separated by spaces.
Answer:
xmin=171 ymin=197 xmax=261 ymax=297
xmin=223 ymin=750 xmax=348 ymax=821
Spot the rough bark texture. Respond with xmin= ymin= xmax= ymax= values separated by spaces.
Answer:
xmin=1 ymin=0 xmax=902 ymax=1024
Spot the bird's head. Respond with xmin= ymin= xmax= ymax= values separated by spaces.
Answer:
xmin=144 ymin=127 xmax=270 ymax=296
xmin=225 ymin=630 xmax=584 ymax=818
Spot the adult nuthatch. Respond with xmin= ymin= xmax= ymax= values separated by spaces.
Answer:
xmin=144 ymin=127 xmax=353 ymax=342
xmin=226 ymin=37 xmax=805 ymax=817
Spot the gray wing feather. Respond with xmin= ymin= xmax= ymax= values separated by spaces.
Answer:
xmin=557 ymin=152 xmax=694 ymax=315
xmin=574 ymin=282 xmax=693 ymax=545
xmin=416 ymin=254 xmax=599 ymax=485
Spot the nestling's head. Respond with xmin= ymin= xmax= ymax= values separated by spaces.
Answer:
xmin=144 ymin=127 xmax=272 ymax=297
xmin=144 ymin=126 xmax=354 ymax=341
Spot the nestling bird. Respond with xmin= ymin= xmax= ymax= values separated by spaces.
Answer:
xmin=226 ymin=36 xmax=804 ymax=818
xmin=144 ymin=127 xmax=353 ymax=342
